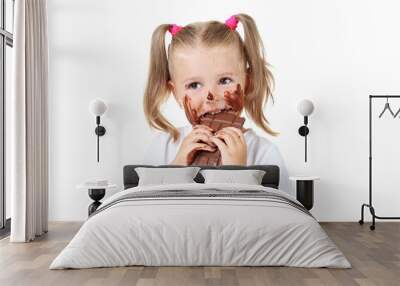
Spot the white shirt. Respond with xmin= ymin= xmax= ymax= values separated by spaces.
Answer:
xmin=142 ymin=125 xmax=292 ymax=195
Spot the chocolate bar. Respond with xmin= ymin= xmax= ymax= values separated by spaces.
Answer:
xmin=191 ymin=111 xmax=245 ymax=166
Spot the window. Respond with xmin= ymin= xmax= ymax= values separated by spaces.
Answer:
xmin=0 ymin=0 xmax=14 ymax=234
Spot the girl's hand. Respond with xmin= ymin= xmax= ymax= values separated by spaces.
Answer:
xmin=171 ymin=125 xmax=216 ymax=165
xmin=210 ymin=127 xmax=247 ymax=165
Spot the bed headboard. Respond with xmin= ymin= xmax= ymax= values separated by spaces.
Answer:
xmin=123 ymin=165 xmax=280 ymax=190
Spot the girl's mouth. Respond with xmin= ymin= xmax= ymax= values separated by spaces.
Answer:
xmin=199 ymin=107 xmax=235 ymax=119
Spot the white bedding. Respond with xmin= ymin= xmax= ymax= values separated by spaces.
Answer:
xmin=50 ymin=183 xmax=351 ymax=269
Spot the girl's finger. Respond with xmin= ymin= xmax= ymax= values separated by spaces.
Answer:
xmin=191 ymin=142 xmax=216 ymax=152
xmin=220 ymin=127 xmax=245 ymax=144
xmin=190 ymin=127 xmax=215 ymax=146
xmin=192 ymin=126 xmax=214 ymax=137
xmin=218 ymin=129 xmax=239 ymax=143
xmin=192 ymin=130 xmax=214 ymax=137
xmin=190 ymin=133 xmax=214 ymax=145
xmin=215 ymin=130 xmax=237 ymax=148
xmin=209 ymin=137 xmax=228 ymax=154
xmin=187 ymin=128 xmax=212 ymax=141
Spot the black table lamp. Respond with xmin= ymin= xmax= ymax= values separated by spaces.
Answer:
xmin=297 ymin=99 xmax=315 ymax=162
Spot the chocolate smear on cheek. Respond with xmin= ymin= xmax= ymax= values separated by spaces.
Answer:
xmin=183 ymin=95 xmax=200 ymax=125
xmin=224 ymin=83 xmax=244 ymax=114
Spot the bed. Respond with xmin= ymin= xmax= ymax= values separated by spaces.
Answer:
xmin=50 ymin=165 xmax=351 ymax=269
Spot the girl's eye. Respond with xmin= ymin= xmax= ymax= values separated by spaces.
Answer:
xmin=186 ymin=82 xmax=202 ymax=90
xmin=219 ymin=77 xmax=233 ymax=85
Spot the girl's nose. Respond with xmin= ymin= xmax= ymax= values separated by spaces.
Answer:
xmin=207 ymin=92 xmax=214 ymax=101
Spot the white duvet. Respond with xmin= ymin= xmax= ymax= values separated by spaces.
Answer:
xmin=50 ymin=183 xmax=351 ymax=269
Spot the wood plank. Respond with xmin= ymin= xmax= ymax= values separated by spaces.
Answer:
xmin=0 ymin=222 xmax=399 ymax=286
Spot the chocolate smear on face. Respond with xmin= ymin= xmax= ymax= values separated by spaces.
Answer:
xmin=183 ymin=95 xmax=200 ymax=125
xmin=224 ymin=83 xmax=244 ymax=114
xmin=184 ymin=84 xmax=245 ymax=127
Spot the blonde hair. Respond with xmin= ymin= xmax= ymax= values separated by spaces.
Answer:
xmin=143 ymin=13 xmax=277 ymax=141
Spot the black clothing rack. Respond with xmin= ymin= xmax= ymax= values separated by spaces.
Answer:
xmin=359 ymin=95 xmax=400 ymax=230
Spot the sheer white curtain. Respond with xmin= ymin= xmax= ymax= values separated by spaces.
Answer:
xmin=9 ymin=0 xmax=48 ymax=242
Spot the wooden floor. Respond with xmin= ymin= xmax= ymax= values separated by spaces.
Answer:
xmin=0 ymin=222 xmax=399 ymax=286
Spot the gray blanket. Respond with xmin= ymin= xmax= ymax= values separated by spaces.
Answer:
xmin=91 ymin=189 xmax=313 ymax=218
xmin=50 ymin=183 xmax=351 ymax=269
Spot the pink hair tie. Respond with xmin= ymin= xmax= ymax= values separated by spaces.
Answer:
xmin=169 ymin=24 xmax=183 ymax=37
xmin=225 ymin=15 xmax=238 ymax=31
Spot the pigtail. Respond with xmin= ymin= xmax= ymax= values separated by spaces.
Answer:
xmin=235 ymin=14 xmax=279 ymax=136
xmin=143 ymin=24 xmax=180 ymax=141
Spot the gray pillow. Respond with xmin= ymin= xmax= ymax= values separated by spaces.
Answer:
xmin=135 ymin=167 xmax=201 ymax=186
xmin=200 ymin=169 xmax=266 ymax=185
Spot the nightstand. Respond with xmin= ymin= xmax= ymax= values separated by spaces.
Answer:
xmin=289 ymin=176 xmax=320 ymax=210
xmin=77 ymin=183 xmax=117 ymax=216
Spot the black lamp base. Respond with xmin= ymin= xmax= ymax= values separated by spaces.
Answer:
xmin=296 ymin=180 xmax=314 ymax=210
xmin=88 ymin=188 xmax=106 ymax=216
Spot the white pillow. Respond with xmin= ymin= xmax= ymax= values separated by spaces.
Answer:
xmin=135 ymin=167 xmax=200 ymax=186
xmin=200 ymin=169 xmax=266 ymax=185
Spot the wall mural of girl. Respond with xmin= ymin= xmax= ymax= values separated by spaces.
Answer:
xmin=143 ymin=13 xmax=291 ymax=193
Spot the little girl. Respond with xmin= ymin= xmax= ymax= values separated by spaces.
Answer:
xmin=142 ymin=13 xmax=291 ymax=194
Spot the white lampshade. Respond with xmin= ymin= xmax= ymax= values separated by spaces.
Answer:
xmin=297 ymin=99 xmax=314 ymax=116
xmin=89 ymin=98 xmax=107 ymax=116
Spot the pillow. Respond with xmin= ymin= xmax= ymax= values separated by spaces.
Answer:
xmin=200 ymin=169 xmax=266 ymax=185
xmin=135 ymin=167 xmax=201 ymax=186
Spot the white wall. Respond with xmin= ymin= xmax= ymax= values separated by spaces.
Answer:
xmin=47 ymin=0 xmax=400 ymax=221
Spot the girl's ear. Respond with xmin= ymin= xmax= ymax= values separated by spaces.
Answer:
xmin=168 ymin=80 xmax=183 ymax=108
xmin=167 ymin=80 xmax=175 ymax=94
